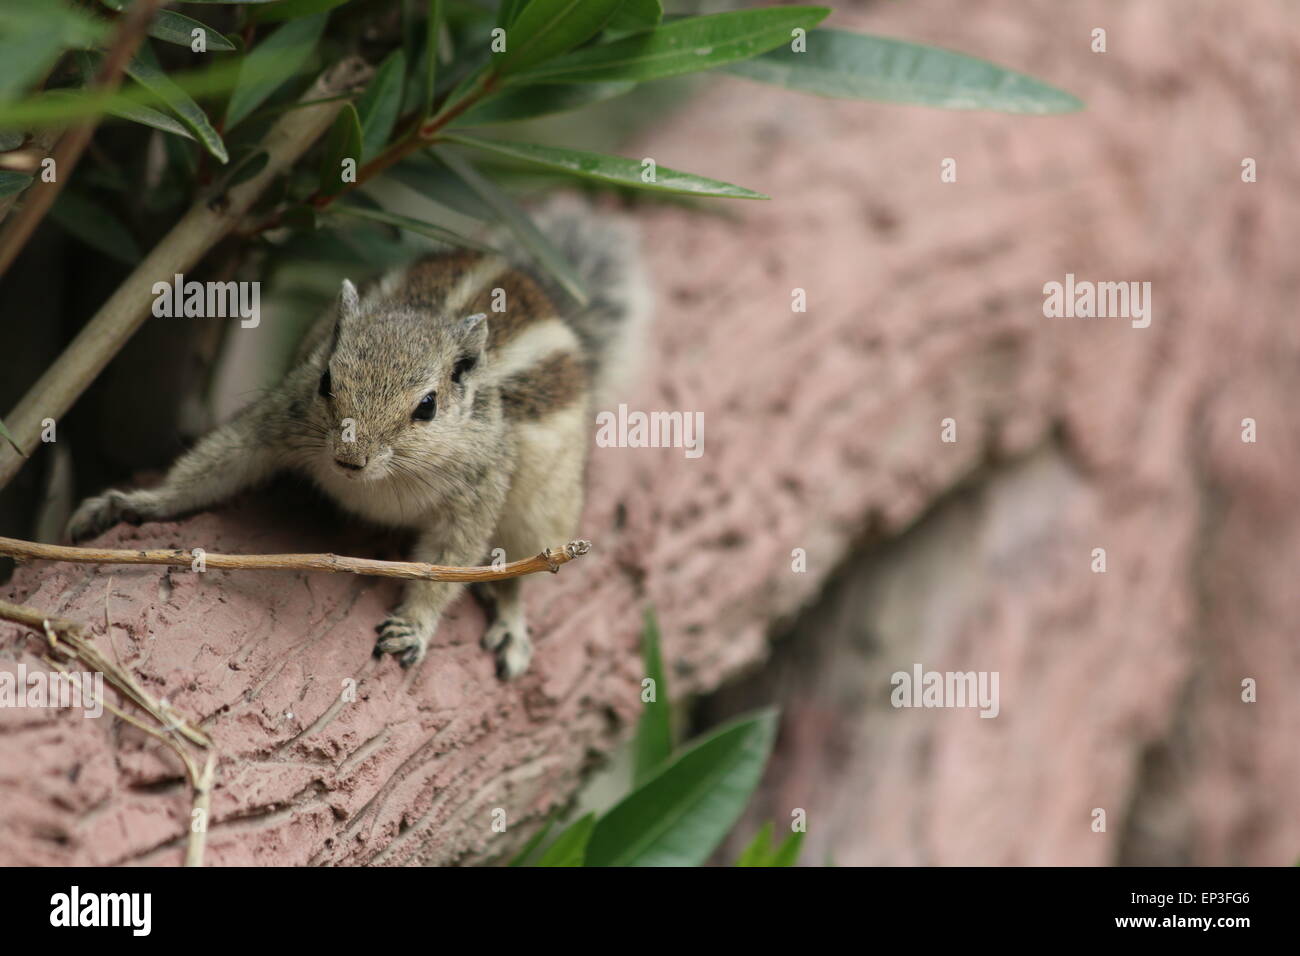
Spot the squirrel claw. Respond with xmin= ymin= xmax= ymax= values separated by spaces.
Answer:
xmin=374 ymin=617 xmax=426 ymax=667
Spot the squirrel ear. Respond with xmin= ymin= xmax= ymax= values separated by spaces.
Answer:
xmin=338 ymin=279 xmax=360 ymax=321
xmin=461 ymin=312 xmax=488 ymax=351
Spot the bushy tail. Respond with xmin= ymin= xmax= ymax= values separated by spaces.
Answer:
xmin=494 ymin=195 xmax=654 ymax=408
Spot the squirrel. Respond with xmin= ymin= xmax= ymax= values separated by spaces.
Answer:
xmin=66 ymin=199 xmax=652 ymax=680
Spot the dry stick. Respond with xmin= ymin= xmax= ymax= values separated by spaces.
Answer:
xmin=0 ymin=57 xmax=372 ymax=492
xmin=0 ymin=0 xmax=164 ymax=278
xmin=0 ymin=598 xmax=215 ymax=865
xmin=0 ymin=536 xmax=592 ymax=581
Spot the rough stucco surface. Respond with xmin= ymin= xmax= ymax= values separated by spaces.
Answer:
xmin=3 ymin=0 xmax=1299 ymax=865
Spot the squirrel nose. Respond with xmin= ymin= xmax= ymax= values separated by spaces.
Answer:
xmin=335 ymin=457 xmax=366 ymax=471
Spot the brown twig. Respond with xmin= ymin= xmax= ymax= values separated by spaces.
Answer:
xmin=0 ymin=57 xmax=372 ymax=492
xmin=0 ymin=597 xmax=215 ymax=866
xmin=0 ymin=535 xmax=592 ymax=581
xmin=0 ymin=0 xmax=165 ymax=278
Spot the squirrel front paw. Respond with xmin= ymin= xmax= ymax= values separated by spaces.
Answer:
xmin=374 ymin=616 xmax=429 ymax=669
xmin=66 ymin=489 xmax=150 ymax=543
xmin=482 ymin=620 xmax=533 ymax=681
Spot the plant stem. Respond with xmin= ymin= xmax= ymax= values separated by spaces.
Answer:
xmin=0 ymin=535 xmax=592 ymax=582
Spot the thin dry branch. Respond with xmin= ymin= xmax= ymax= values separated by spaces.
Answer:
xmin=0 ymin=597 xmax=215 ymax=865
xmin=0 ymin=536 xmax=592 ymax=582
xmin=0 ymin=57 xmax=372 ymax=492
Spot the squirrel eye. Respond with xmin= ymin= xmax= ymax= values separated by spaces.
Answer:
xmin=412 ymin=392 xmax=436 ymax=422
xmin=318 ymin=368 xmax=332 ymax=398
xmin=452 ymin=355 xmax=476 ymax=384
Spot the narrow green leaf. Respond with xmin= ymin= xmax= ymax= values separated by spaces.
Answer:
xmin=436 ymin=146 xmax=587 ymax=304
xmin=496 ymin=0 xmax=529 ymax=30
xmin=0 ymin=132 xmax=23 ymax=151
xmin=423 ymin=0 xmax=443 ymax=118
xmin=606 ymin=0 xmax=661 ymax=35
xmin=735 ymin=822 xmax=775 ymax=867
xmin=633 ymin=608 xmax=672 ymax=786
xmin=318 ymin=102 xmax=361 ymax=197
xmin=356 ymin=50 xmax=405 ymax=162
xmin=148 ymin=10 xmax=236 ymax=52
xmin=450 ymin=81 xmax=634 ymax=127
xmin=124 ymin=45 xmax=228 ymax=163
xmin=225 ymin=12 xmax=328 ymax=129
xmin=494 ymin=0 xmax=625 ymax=76
xmin=390 ymin=154 xmax=495 ymax=220
xmin=49 ymin=191 xmax=142 ymax=265
xmin=250 ymin=0 xmax=350 ymax=22
xmin=0 ymin=4 xmax=109 ymax=98
xmin=0 ymin=418 xmax=26 ymax=458
xmin=106 ymin=100 xmax=198 ymax=140
xmin=585 ymin=709 xmax=778 ymax=867
xmin=76 ymin=52 xmax=196 ymax=142
xmin=512 ymin=7 xmax=830 ymax=85
xmin=506 ymin=811 xmax=557 ymax=867
xmin=769 ymin=828 xmax=804 ymax=867
xmin=724 ymin=29 xmax=1083 ymax=114
xmin=0 ymin=171 xmax=32 ymax=199
xmin=221 ymin=148 xmax=269 ymax=189
xmin=535 ymin=813 xmax=596 ymax=867
xmin=0 ymin=58 xmax=248 ymax=131
xmin=328 ymin=201 xmax=494 ymax=251
xmin=444 ymin=133 xmax=767 ymax=200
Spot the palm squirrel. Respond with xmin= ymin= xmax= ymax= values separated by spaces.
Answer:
xmin=66 ymin=199 xmax=653 ymax=679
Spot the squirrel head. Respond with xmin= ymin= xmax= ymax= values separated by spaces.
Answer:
xmin=311 ymin=278 xmax=489 ymax=481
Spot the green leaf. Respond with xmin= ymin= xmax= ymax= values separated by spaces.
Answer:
xmin=220 ymin=148 xmax=269 ymax=189
xmin=585 ymin=709 xmax=778 ymax=867
xmin=225 ymin=12 xmax=328 ymax=129
xmin=76 ymin=52 xmax=196 ymax=142
xmin=124 ymin=45 xmax=228 ymax=163
xmin=633 ymin=608 xmax=672 ymax=786
xmin=390 ymin=154 xmax=495 ymax=220
xmin=148 ymin=10 xmax=235 ymax=52
xmin=769 ymin=828 xmax=804 ymax=867
xmin=443 ymin=133 xmax=767 ymax=200
xmin=450 ymin=80 xmax=634 ymax=127
xmin=0 ymin=4 xmax=109 ymax=98
xmin=723 ymin=29 xmax=1082 ymax=114
xmin=0 ymin=170 xmax=32 ymax=199
xmin=534 ymin=813 xmax=596 ymax=867
xmin=496 ymin=0 xmax=529 ymax=30
xmin=735 ymin=822 xmax=775 ymax=866
xmin=512 ymin=6 xmax=829 ymax=85
xmin=506 ymin=811 xmax=557 ymax=867
xmin=606 ymin=0 xmax=661 ymax=35
xmin=327 ymin=201 xmax=494 ymax=251
xmin=356 ymin=50 xmax=405 ymax=162
xmin=250 ymin=0 xmax=351 ymax=22
xmin=0 ymin=418 xmax=26 ymax=458
xmin=422 ymin=0 xmax=442 ymax=117
xmin=493 ymin=0 xmax=626 ymax=76
xmin=318 ymin=102 xmax=361 ymax=196
xmin=436 ymin=146 xmax=587 ymax=304
xmin=49 ymin=191 xmax=142 ymax=265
